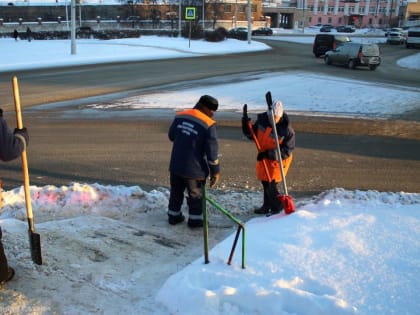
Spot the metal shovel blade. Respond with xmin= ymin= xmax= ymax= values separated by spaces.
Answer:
xmin=29 ymin=229 xmax=42 ymax=265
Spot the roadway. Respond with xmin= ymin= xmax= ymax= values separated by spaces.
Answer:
xmin=0 ymin=40 xmax=419 ymax=196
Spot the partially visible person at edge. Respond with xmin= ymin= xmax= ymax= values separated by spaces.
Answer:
xmin=0 ymin=108 xmax=29 ymax=285
xmin=167 ymin=95 xmax=220 ymax=228
xmin=242 ymin=100 xmax=295 ymax=215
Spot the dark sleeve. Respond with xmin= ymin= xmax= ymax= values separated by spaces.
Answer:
xmin=280 ymin=125 xmax=295 ymax=159
xmin=206 ymin=124 xmax=220 ymax=175
xmin=168 ymin=119 xmax=176 ymax=142
xmin=0 ymin=118 xmax=24 ymax=161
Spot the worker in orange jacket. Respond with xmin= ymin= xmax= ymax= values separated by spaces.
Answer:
xmin=242 ymin=100 xmax=295 ymax=215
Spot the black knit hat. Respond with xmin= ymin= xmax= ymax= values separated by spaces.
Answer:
xmin=197 ymin=95 xmax=219 ymax=111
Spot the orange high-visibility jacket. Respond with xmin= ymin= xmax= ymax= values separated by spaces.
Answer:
xmin=243 ymin=112 xmax=295 ymax=182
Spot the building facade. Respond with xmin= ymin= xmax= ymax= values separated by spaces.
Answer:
xmin=262 ymin=0 xmax=420 ymax=29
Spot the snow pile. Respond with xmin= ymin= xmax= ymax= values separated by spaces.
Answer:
xmin=1 ymin=184 xmax=419 ymax=314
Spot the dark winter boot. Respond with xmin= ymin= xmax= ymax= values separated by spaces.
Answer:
xmin=254 ymin=206 xmax=270 ymax=214
xmin=254 ymin=187 xmax=271 ymax=214
xmin=0 ymin=267 xmax=15 ymax=285
xmin=168 ymin=214 xmax=185 ymax=225
xmin=187 ymin=219 xmax=203 ymax=228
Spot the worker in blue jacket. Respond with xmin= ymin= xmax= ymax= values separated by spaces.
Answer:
xmin=167 ymin=95 xmax=220 ymax=228
xmin=0 ymin=109 xmax=29 ymax=285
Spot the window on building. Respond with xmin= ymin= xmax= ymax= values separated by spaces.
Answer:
xmin=338 ymin=17 xmax=342 ymax=24
xmin=240 ymin=4 xmax=246 ymax=13
xmin=328 ymin=17 xmax=332 ymax=23
xmin=318 ymin=17 xmax=322 ymax=23
xmin=224 ymin=4 xmax=232 ymax=13
xmin=252 ymin=4 xmax=257 ymax=12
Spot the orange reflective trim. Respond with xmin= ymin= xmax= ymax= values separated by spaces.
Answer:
xmin=176 ymin=109 xmax=215 ymax=127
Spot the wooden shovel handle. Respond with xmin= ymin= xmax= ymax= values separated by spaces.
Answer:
xmin=12 ymin=76 xmax=35 ymax=229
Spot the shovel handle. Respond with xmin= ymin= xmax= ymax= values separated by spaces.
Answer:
xmin=12 ymin=76 xmax=35 ymax=230
xmin=265 ymin=91 xmax=289 ymax=196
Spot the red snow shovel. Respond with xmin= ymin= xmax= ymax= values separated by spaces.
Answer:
xmin=265 ymin=91 xmax=295 ymax=214
xmin=12 ymin=76 xmax=42 ymax=265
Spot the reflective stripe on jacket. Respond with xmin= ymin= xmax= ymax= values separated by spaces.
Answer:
xmin=168 ymin=108 xmax=219 ymax=179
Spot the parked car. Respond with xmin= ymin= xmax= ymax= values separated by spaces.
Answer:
xmin=320 ymin=24 xmax=334 ymax=32
xmin=336 ymin=25 xmax=356 ymax=33
xmin=387 ymin=31 xmax=405 ymax=45
xmin=313 ymin=34 xmax=352 ymax=57
xmin=252 ymin=27 xmax=273 ymax=36
xmin=405 ymin=28 xmax=420 ymax=48
xmin=227 ymin=27 xmax=248 ymax=40
xmin=324 ymin=43 xmax=381 ymax=71
xmin=385 ymin=27 xmax=404 ymax=37
xmin=309 ymin=23 xmax=324 ymax=29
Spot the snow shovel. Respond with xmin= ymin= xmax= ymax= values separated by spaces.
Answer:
xmin=12 ymin=76 xmax=42 ymax=265
xmin=265 ymin=91 xmax=295 ymax=214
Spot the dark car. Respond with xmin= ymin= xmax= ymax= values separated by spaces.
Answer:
xmin=324 ymin=43 xmax=381 ymax=71
xmin=320 ymin=24 xmax=334 ymax=32
xmin=336 ymin=25 xmax=356 ymax=33
xmin=227 ymin=27 xmax=248 ymax=40
xmin=313 ymin=34 xmax=351 ymax=57
xmin=406 ymin=28 xmax=420 ymax=48
xmin=252 ymin=27 xmax=273 ymax=36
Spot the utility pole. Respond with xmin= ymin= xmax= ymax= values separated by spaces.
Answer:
xmin=302 ymin=0 xmax=305 ymax=33
xmin=247 ymin=0 xmax=251 ymax=43
xmin=178 ymin=0 xmax=182 ymax=37
xmin=71 ymin=0 xmax=76 ymax=55
xmin=202 ymin=0 xmax=205 ymax=30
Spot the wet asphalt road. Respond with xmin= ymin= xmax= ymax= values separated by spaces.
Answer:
xmin=0 ymin=39 xmax=419 ymax=196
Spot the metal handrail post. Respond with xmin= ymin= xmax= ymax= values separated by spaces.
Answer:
xmin=204 ymin=193 xmax=246 ymax=269
xmin=202 ymin=185 xmax=210 ymax=264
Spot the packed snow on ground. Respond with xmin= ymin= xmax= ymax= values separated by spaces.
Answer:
xmin=1 ymin=184 xmax=419 ymax=314
xmin=0 ymin=32 xmax=419 ymax=315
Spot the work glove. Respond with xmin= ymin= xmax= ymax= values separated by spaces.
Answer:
xmin=257 ymin=150 xmax=276 ymax=161
xmin=14 ymin=127 xmax=29 ymax=147
xmin=209 ymin=173 xmax=220 ymax=188
xmin=257 ymin=151 xmax=267 ymax=161
xmin=242 ymin=104 xmax=249 ymax=121
xmin=242 ymin=104 xmax=252 ymax=136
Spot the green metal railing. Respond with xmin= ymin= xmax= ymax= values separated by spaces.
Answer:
xmin=202 ymin=186 xmax=246 ymax=269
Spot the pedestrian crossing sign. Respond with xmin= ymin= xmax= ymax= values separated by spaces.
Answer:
xmin=185 ymin=7 xmax=196 ymax=20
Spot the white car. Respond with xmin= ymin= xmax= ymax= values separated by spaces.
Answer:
xmin=387 ymin=32 xmax=405 ymax=45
